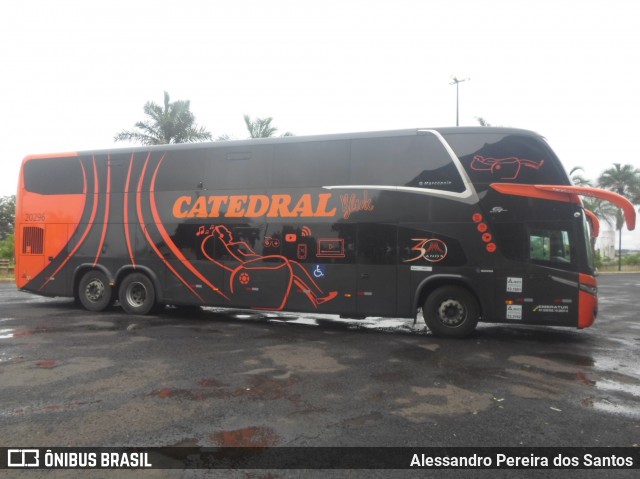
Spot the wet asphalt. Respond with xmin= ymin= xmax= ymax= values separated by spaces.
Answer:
xmin=0 ymin=274 xmax=639 ymax=478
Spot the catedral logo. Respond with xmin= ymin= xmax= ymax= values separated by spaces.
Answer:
xmin=173 ymin=193 xmax=337 ymax=219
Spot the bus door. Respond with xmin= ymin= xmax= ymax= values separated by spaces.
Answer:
xmin=356 ymin=224 xmax=398 ymax=316
xmin=498 ymin=225 xmax=578 ymax=326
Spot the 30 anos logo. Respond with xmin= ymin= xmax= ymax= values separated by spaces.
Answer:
xmin=405 ymin=238 xmax=448 ymax=263
xmin=7 ymin=449 xmax=40 ymax=467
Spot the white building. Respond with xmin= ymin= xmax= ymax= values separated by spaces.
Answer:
xmin=596 ymin=229 xmax=616 ymax=259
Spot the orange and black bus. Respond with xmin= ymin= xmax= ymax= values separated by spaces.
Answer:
xmin=15 ymin=128 xmax=636 ymax=337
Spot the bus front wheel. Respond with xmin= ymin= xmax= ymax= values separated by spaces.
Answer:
xmin=423 ymin=286 xmax=479 ymax=338
xmin=78 ymin=270 xmax=113 ymax=312
xmin=119 ymin=273 xmax=157 ymax=315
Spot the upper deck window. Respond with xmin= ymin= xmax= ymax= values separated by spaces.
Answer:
xmin=272 ymin=140 xmax=350 ymax=188
xmin=23 ymin=157 xmax=84 ymax=195
xmin=350 ymin=134 xmax=466 ymax=193
xmin=154 ymin=146 xmax=273 ymax=192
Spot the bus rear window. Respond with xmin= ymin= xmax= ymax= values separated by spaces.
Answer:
xmin=23 ymin=157 xmax=84 ymax=195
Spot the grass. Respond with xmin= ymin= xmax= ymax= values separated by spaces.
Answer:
xmin=0 ymin=265 xmax=14 ymax=282
xmin=598 ymin=264 xmax=640 ymax=273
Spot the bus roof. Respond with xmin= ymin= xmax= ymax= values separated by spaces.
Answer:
xmin=23 ymin=127 xmax=544 ymax=160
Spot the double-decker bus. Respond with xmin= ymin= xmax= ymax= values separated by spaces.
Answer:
xmin=15 ymin=128 xmax=636 ymax=337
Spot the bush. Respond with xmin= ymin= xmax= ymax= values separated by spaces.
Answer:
xmin=0 ymin=234 xmax=14 ymax=261
xmin=593 ymin=250 xmax=603 ymax=268
xmin=623 ymin=253 xmax=640 ymax=266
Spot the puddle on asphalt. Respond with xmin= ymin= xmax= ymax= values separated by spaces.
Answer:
xmin=508 ymin=350 xmax=640 ymax=419
xmin=592 ymin=400 xmax=640 ymax=418
xmin=538 ymin=352 xmax=594 ymax=367
xmin=595 ymin=378 xmax=640 ymax=397
xmin=0 ymin=328 xmax=13 ymax=339
xmin=0 ymin=352 xmax=25 ymax=363
xmin=211 ymin=426 xmax=281 ymax=447
xmin=587 ymin=350 xmax=640 ymax=417
xmin=204 ymin=308 xmax=427 ymax=336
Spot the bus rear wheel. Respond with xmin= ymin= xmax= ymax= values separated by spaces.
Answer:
xmin=119 ymin=273 xmax=157 ymax=315
xmin=78 ymin=270 xmax=113 ymax=312
xmin=423 ymin=286 xmax=479 ymax=338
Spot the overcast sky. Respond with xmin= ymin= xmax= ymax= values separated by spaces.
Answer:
xmin=1 ymin=0 xmax=639 ymax=246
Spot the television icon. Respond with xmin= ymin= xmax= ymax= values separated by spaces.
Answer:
xmin=317 ymin=239 xmax=345 ymax=258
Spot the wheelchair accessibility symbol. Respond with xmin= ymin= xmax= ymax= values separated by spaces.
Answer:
xmin=313 ymin=264 xmax=326 ymax=278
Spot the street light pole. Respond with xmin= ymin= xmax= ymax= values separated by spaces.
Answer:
xmin=449 ymin=76 xmax=469 ymax=126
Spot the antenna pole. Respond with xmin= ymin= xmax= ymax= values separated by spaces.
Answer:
xmin=449 ymin=76 xmax=470 ymax=126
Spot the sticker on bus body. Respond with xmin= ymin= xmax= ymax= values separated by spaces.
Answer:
xmin=410 ymin=266 xmax=433 ymax=272
xmin=506 ymin=277 xmax=523 ymax=293
xmin=506 ymin=305 xmax=522 ymax=320
xmin=533 ymin=304 xmax=569 ymax=314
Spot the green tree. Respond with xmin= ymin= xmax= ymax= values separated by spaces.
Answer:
xmin=0 ymin=233 xmax=14 ymax=261
xmin=568 ymin=168 xmax=617 ymax=252
xmin=0 ymin=195 xmax=16 ymax=241
xmin=243 ymin=114 xmax=293 ymax=138
xmin=114 ymin=91 xmax=212 ymax=145
xmin=597 ymin=163 xmax=640 ymax=270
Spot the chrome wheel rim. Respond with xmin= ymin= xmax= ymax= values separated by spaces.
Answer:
xmin=126 ymin=282 xmax=147 ymax=308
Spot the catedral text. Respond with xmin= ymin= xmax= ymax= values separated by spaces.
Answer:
xmin=172 ymin=193 xmax=337 ymax=219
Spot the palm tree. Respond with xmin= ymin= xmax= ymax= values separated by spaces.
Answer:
xmin=597 ymin=163 xmax=640 ymax=270
xmin=569 ymin=168 xmax=615 ymax=253
xmin=114 ymin=92 xmax=212 ymax=145
xmin=476 ymin=117 xmax=492 ymax=127
xmin=243 ymin=114 xmax=293 ymax=138
xmin=569 ymin=166 xmax=591 ymax=187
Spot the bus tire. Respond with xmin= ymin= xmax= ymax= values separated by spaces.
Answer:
xmin=119 ymin=273 xmax=157 ymax=315
xmin=423 ymin=285 xmax=479 ymax=338
xmin=78 ymin=270 xmax=113 ymax=312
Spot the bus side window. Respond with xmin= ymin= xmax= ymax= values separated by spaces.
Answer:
xmin=530 ymin=233 xmax=550 ymax=261
xmin=357 ymin=223 xmax=397 ymax=265
xmin=273 ymin=141 xmax=350 ymax=188
xmin=529 ymin=229 xmax=571 ymax=264
xmin=350 ymin=135 xmax=465 ymax=193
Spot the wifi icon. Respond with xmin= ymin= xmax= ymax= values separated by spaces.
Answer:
xmin=301 ymin=226 xmax=312 ymax=237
